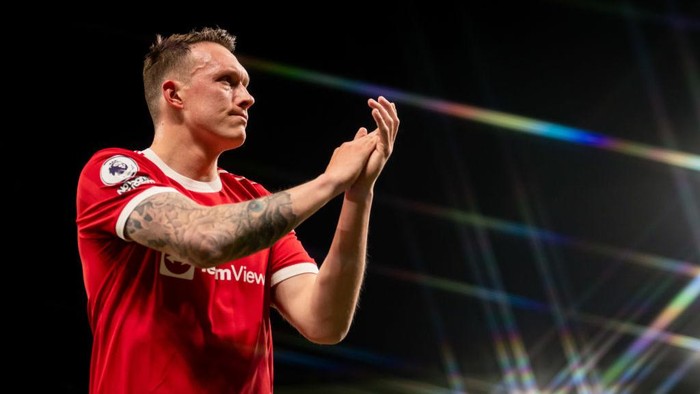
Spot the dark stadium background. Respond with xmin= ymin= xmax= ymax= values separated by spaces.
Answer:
xmin=43 ymin=1 xmax=699 ymax=392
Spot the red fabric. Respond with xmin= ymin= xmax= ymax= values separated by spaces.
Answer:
xmin=77 ymin=148 xmax=316 ymax=393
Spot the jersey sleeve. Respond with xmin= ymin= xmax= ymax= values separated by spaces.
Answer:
xmin=76 ymin=148 xmax=179 ymax=240
xmin=268 ymin=231 xmax=318 ymax=286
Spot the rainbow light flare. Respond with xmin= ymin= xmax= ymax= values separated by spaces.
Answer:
xmin=371 ymin=266 xmax=700 ymax=352
xmin=384 ymin=196 xmax=700 ymax=277
xmin=602 ymin=273 xmax=700 ymax=386
xmin=239 ymin=55 xmax=700 ymax=171
xmin=238 ymin=49 xmax=700 ymax=392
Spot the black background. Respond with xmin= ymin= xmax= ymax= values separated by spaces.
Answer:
xmin=37 ymin=1 xmax=700 ymax=393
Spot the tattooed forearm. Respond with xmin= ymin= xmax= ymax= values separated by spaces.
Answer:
xmin=224 ymin=193 xmax=296 ymax=260
xmin=125 ymin=191 xmax=297 ymax=267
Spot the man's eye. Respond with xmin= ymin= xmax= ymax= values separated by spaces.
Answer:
xmin=219 ymin=77 xmax=233 ymax=85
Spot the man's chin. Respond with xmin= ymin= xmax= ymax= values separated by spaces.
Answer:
xmin=225 ymin=135 xmax=246 ymax=150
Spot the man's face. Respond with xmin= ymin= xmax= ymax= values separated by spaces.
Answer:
xmin=179 ymin=42 xmax=255 ymax=150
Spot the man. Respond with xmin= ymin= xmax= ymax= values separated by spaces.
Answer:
xmin=76 ymin=26 xmax=399 ymax=393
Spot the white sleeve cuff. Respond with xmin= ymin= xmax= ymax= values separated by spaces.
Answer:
xmin=271 ymin=263 xmax=319 ymax=286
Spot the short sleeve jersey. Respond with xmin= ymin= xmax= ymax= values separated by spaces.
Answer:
xmin=76 ymin=148 xmax=318 ymax=394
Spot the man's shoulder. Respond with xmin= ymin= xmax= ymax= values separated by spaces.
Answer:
xmin=84 ymin=147 xmax=150 ymax=168
xmin=79 ymin=148 xmax=152 ymax=183
xmin=217 ymin=169 xmax=270 ymax=195
xmin=218 ymin=169 xmax=256 ymax=183
xmin=90 ymin=147 xmax=143 ymax=159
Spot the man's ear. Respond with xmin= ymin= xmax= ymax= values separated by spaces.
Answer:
xmin=162 ymin=80 xmax=184 ymax=109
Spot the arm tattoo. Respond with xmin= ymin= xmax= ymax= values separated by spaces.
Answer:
xmin=125 ymin=191 xmax=297 ymax=266
xmin=230 ymin=192 xmax=296 ymax=258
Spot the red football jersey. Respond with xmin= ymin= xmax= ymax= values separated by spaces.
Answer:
xmin=76 ymin=148 xmax=318 ymax=394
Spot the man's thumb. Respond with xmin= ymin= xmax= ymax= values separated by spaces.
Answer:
xmin=354 ymin=127 xmax=368 ymax=139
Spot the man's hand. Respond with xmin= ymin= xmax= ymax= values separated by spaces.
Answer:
xmin=348 ymin=96 xmax=400 ymax=198
xmin=323 ymin=127 xmax=378 ymax=196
